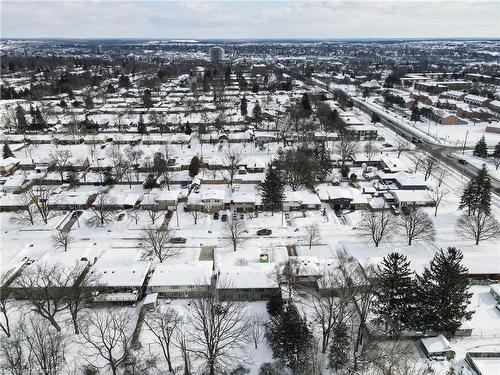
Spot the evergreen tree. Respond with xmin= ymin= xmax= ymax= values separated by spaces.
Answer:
xmin=260 ymin=165 xmax=284 ymax=213
xmin=266 ymin=294 xmax=284 ymax=317
xmin=189 ymin=155 xmax=202 ymax=177
xmin=16 ymin=104 xmax=27 ymax=133
xmin=473 ymin=136 xmax=488 ymax=158
xmin=118 ymin=74 xmax=131 ymax=88
xmin=253 ymin=101 xmax=262 ymax=122
xmin=313 ymin=142 xmax=334 ymax=182
xmin=415 ymin=247 xmax=473 ymax=336
xmin=184 ymin=122 xmax=192 ymax=135
xmin=106 ymin=83 xmax=116 ymax=93
xmin=301 ymin=93 xmax=311 ymax=112
xmin=252 ymin=82 xmax=260 ymax=93
xmin=265 ymin=303 xmax=313 ymax=371
xmin=410 ymin=105 xmax=421 ymax=121
xmin=3 ymin=142 xmax=14 ymax=159
xmin=59 ymin=99 xmax=67 ymax=108
xmin=240 ymin=96 xmax=248 ymax=117
xmin=137 ymin=114 xmax=146 ymax=134
xmin=142 ymin=89 xmax=153 ymax=109
xmin=371 ymin=112 xmax=381 ymax=124
xmin=459 ymin=164 xmax=491 ymax=216
xmin=84 ymin=94 xmax=94 ymax=110
xmin=374 ymin=253 xmax=415 ymax=334
xmin=328 ymin=323 xmax=349 ymax=371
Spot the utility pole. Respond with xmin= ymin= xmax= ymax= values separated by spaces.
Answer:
xmin=462 ymin=129 xmax=469 ymax=155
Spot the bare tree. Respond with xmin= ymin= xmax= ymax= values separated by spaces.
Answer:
xmin=224 ymin=216 xmax=247 ymax=251
xmin=125 ymin=148 xmax=144 ymax=182
xmin=364 ymin=140 xmax=380 ymax=162
xmin=80 ymin=309 xmax=132 ymax=375
xmin=428 ymin=185 xmax=447 ymax=217
xmin=457 ymin=211 xmax=500 ymax=245
xmin=358 ymin=208 xmax=397 ymax=247
xmin=67 ymin=268 xmax=99 ymax=335
xmin=399 ymin=208 xmax=435 ymax=246
xmin=107 ymin=145 xmax=129 ymax=183
xmin=52 ymin=230 xmax=73 ymax=252
xmin=0 ymin=294 xmax=12 ymax=337
xmin=128 ymin=208 xmax=142 ymax=225
xmin=223 ymin=148 xmax=243 ymax=186
xmin=494 ymin=152 xmax=500 ymax=171
xmin=143 ymin=307 xmax=181 ymax=373
xmin=14 ymin=263 xmax=74 ymax=331
xmin=50 ymin=150 xmax=72 ymax=183
xmin=89 ymin=194 xmax=113 ymax=227
xmin=307 ymin=266 xmax=356 ymax=353
xmin=21 ymin=316 xmax=68 ymax=375
xmin=27 ymin=186 xmax=57 ymax=224
xmin=140 ymin=227 xmax=179 ymax=263
xmin=434 ymin=167 xmax=448 ymax=187
xmin=175 ymin=324 xmax=192 ymax=375
xmin=188 ymin=288 xmax=249 ymax=375
xmin=304 ymin=223 xmax=321 ymax=249
xmin=145 ymin=205 xmax=163 ymax=226
xmin=16 ymin=191 xmax=36 ymax=225
xmin=422 ymin=157 xmax=437 ymax=181
xmin=249 ymin=313 xmax=265 ymax=349
xmin=0 ymin=322 xmax=31 ymax=374
xmin=190 ymin=208 xmax=202 ymax=225
xmin=396 ymin=139 xmax=409 ymax=158
xmin=335 ymin=134 xmax=358 ymax=170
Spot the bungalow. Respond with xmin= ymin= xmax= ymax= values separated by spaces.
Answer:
xmin=232 ymin=191 xmax=258 ymax=212
xmin=464 ymin=94 xmax=491 ymax=107
xmin=187 ymin=188 xmax=226 ymax=212
xmin=419 ymin=335 xmax=455 ymax=359
xmin=377 ymin=171 xmax=428 ymax=190
xmin=283 ymin=191 xmax=302 ymax=212
xmin=390 ymin=190 xmax=434 ymax=208
xmin=216 ymin=264 xmax=279 ymax=301
xmin=50 ymin=192 xmax=95 ymax=210
xmin=153 ymin=189 xmax=180 ymax=210
xmin=465 ymin=352 xmax=500 ymax=375
xmin=346 ymin=124 xmax=378 ymax=140
xmin=1 ymin=174 xmax=26 ymax=193
xmin=300 ymin=191 xmax=321 ymax=210
xmin=440 ymin=90 xmax=466 ymax=101
xmin=146 ymin=262 xmax=213 ymax=298
xmin=89 ymin=249 xmax=151 ymax=304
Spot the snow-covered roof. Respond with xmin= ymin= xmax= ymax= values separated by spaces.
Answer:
xmin=390 ymin=190 xmax=433 ymax=203
xmin=217 ymin=263 xmax=278 ymax=289
xmin=420 ymin=334 xmax=453 ymax=354
xmin=148 ymin=262 xmax=213 ymax=287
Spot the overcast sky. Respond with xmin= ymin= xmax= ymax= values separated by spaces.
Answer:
xmin=1 ymin=0 xmax=499 ymax=39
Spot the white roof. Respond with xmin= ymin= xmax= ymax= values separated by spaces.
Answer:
xmin=201 ymin=189 xmax=225 ymax=201
xmin=217 ymin=264 xmax=278 ymax=289
xmin=148 ymin=262 xmax=213 ymax=287
xmin=420 ymin=334 xmax=453 ymax=354
xmin=391 ymin=190 xmax=433 ymax=203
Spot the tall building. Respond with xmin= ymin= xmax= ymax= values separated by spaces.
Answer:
xmin=209 ymin=46 xmax=225 ymax=63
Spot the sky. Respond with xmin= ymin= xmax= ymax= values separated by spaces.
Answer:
xmin=1 ymin=0 xmax=499 ymax=40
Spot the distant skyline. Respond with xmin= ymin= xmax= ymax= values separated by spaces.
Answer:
xmin=1 ymin=0 xmax=499 ymax=40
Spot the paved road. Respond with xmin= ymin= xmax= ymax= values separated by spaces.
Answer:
xmin=352 ymin=98 xmax=500 ymax=196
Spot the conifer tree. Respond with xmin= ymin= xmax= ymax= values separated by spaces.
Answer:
xmin=410 ymin=105 xmax=421 ymax=121
xmin=184 ymin=122 xmax=192 ymax=135
xmin=142 ymin=89 xmax=153 ymax=109
xmin=16 ymin=104 xmax=27 ymax=133
xmin=253 ymin=101 xmax=262 ymax=122
xmin=301 ymin=93 xmax=311 ymax=112
xmin=371 ymin=112 xmax=381 ymax=124
xmin=459 ymin=164 xmax=491 ymax=216
xmin=473 ymin=135 xmax=488 ymax=158
xmin=3 ymin=143 xmax=14 ymax=159
xmin=137 ymin=114 xmax=146 ymax=134
xmin=265 ymin=303 xmax=313 ymax=371
xmin=328 ymin=323 xmax=349 ymax=371
xmin=240 ymin=96 xmax=248 ymax=117
xmin=259 ymin=165 xmax=284 ymax=213
xmin=189 ymin=155 xmax=202 ymax=177
xmin=374 ymin=253 xmax=414 ymax=334
xmin=415 ymin=247 xmax=473 ymax=336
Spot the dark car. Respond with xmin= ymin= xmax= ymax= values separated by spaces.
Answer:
xmin=257 ymin=229 xmax=272 ymax=236
xmin=382 ymin=143 xmax=393 ymax=148
xmin=458 ymin=159 xmax=468 ymax=165
xmin=213 ymin=212 xmax=219 ymax=220
xmin=221 ymin=214 xmax=228 ymax=222
xmin=170 ymin=237 xmax=187 ymax=244
xmin=71 ymin=211 xmax=83 ymax=220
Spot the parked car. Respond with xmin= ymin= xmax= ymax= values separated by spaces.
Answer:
xmin=458 ymin=159 xmax=468 ymax=165
xmin=181 ymin=184 xmax=189 ymax=189
xmin=71 ymin=210 xmax=83 ymax=220
xmin=170 ymin=237 xmax=187 ymax=244
xmin=257 ymin=229 xmax=272 ymax=236
xmin=382 ymin=143 xmax=393 ymax=148
xmin=117 ymin=212 xmax=126 ymax=221
xmin=221 ymin=214 xmax=228 ymax=222
xmin=213 ymin=212 xmax=219 ymax=220
xmin=239 ymin=213 xmax=244 ymax=220
xmin=390 ymin=204 xmax=400 ymax=215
